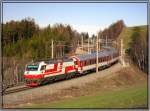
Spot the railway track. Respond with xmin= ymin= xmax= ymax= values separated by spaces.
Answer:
xmin=3 ymin=85 xmax=32 ymax=95
xmin=3 ymin=63 xmax=123 ymax=108
xmin=3 ymin=59 xmax=119 ymax=96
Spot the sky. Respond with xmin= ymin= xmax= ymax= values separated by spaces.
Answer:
xmin=3 ymin=3 xmax=147 ymax=36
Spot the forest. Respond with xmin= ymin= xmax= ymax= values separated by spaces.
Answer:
xmin=2 ymin=18 xmax=80 ymax=60
xmin=2 ymin=18 xmax=126 ymax=60
xmin=98 ymin=20 xmax=125 ymax=40
xmin=125 ymin=26 xmax=148 ymax=73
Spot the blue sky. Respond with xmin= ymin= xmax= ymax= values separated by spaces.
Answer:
xmin=3 ymin=3 xmax=147 ymax=36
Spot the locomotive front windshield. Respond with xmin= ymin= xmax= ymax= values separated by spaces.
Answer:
xmin=26 ymin=65 xmax=39 ymax=71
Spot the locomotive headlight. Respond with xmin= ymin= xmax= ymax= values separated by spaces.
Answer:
xmin=41 ymin=71 xmax=45 ymax=73
xmin=25 ymin=71 xmax=29 ymax=74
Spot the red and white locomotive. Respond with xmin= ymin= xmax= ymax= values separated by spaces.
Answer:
xmin=24 ymin=47 xmax=119 ymax=86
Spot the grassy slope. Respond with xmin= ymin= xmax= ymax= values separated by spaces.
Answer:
xmin=25 ymin=65 xmax=148 ymax=108
xmin=23 ymin=25 xmax=148 ymax=109
xmin=27 ymin=84 xmax=147 ymax=108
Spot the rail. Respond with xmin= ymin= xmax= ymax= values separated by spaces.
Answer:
xmin=3 ymin=85 xmax=32 ymax=95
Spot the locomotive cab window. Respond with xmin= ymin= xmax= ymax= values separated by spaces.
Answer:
xmin=26 ymin=65 xmax=39 ymax=71
xmin=40 ymin=65 xmax=46 ymax=71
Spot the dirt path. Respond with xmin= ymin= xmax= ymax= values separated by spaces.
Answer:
xmin=3 ymin=63 xmax=123 ymax=108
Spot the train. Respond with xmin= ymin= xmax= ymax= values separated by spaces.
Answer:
xmin=24 ymin=47 xmax=119 ymax=86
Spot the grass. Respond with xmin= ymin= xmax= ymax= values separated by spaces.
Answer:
xmin=25 ymin=84 xmax=147 ymax=108
xmin=22 ymin=25 xmax=148 ymax=109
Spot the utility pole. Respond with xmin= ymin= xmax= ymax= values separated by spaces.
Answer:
xmin=96 ymin=34 xmax=99 ymax=74
xmin=99 ymin=36 xmax=101 ymax=51
xmin=121 ymin=39 xmax=125 ymax=66
xmin=45 ymin=42 xmax=47 ymax=58
xmin=106 ymin=35 xmax=108 ymax=47
xmin=91 ymin=38 xmax=93 ymax=53
xmin=77 ymin=40 xmax=79 ymax=47
xmin=88 ymin=37 xmax=90 ymax=54
xmin=82 ymin=35 xmax=83 ymax=51
xmin=90 ymin=48 xmax=91 ymax=54
xmin=62 ymin=45 xmax=64 ymax=57
xmin=98 ymin=33 xmax=101 ymax=52
xmin=51 ymin=39 xmax=54 ymax=59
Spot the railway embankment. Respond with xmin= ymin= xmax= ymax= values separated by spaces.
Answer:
xmin=3 ymin=62 xmax=147 ymax=108
xmin=4 ymin=63 xmax=123 ymax=108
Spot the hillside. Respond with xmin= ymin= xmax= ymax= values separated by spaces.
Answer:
xmin=117 ymin=25 xmax=148 ymax=73
xmin=118 ymin=25 xmax=147 ymax=49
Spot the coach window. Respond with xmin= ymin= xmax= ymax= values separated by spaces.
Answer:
xmin=82 ymin=61 xmax=83 ymax=66
xmin=40 ymin=65 xmax=46 ymax=71
xmin=82 ymin=61 xmax=84 ymax=66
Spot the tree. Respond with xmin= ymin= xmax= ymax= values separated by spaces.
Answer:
xmin=98 ymin=20 xmax=125 ymax=40
xmin=127 ymin=27 xmax=148 ymax=73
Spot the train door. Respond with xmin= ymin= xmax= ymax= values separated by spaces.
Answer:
xmin=40 ymin=65 xmax=46 ymax=74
